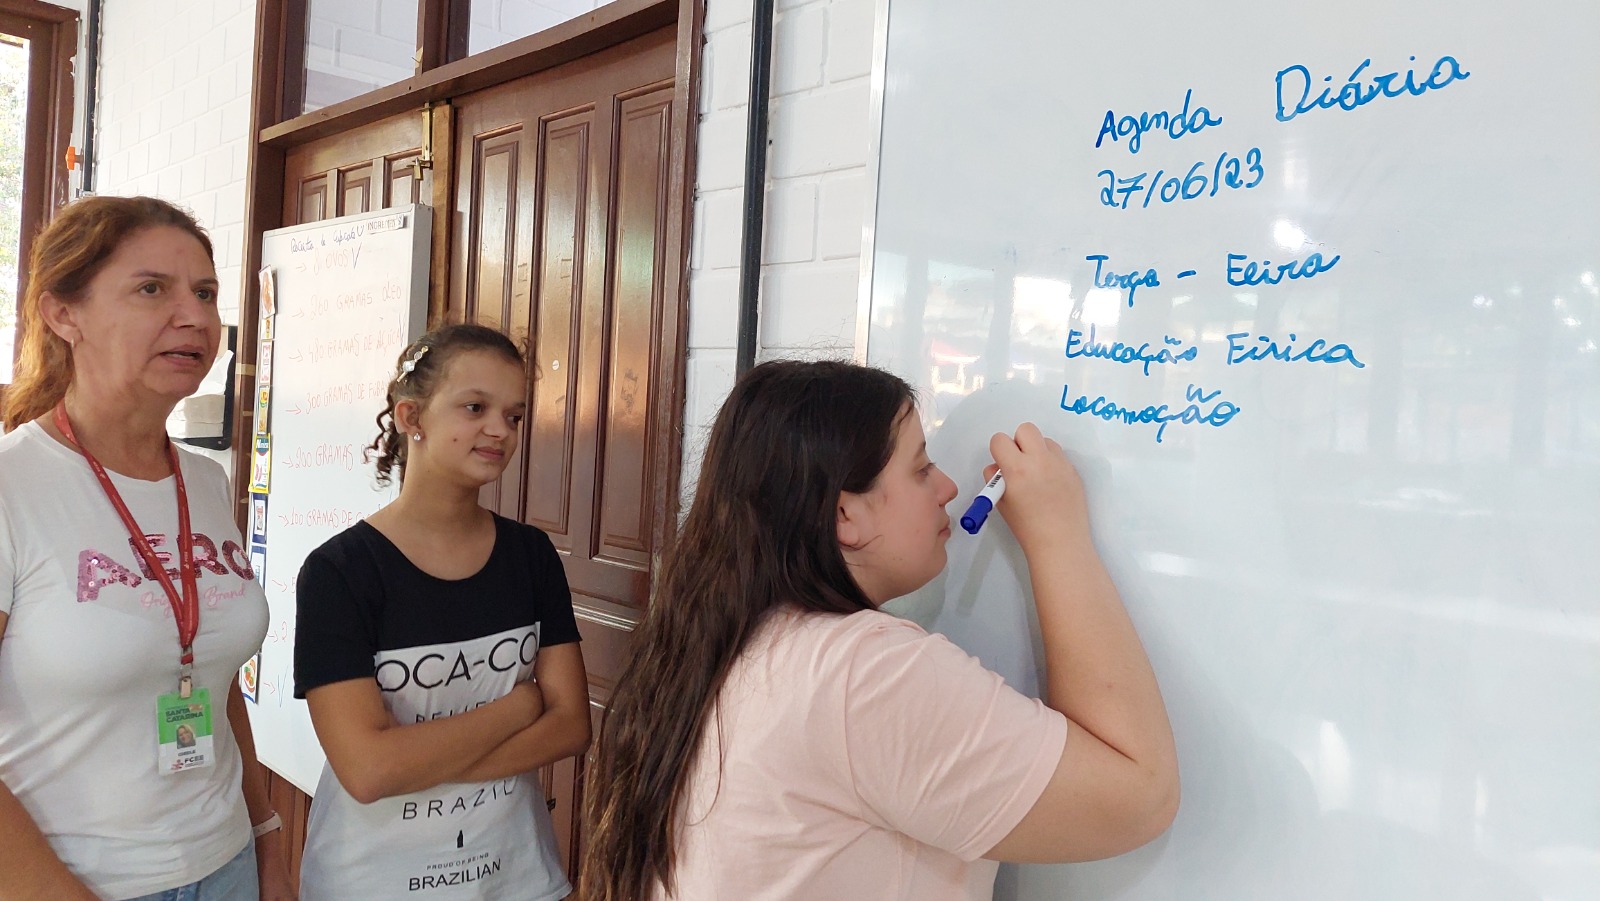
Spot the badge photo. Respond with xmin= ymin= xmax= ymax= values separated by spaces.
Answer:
xmin=157 ymin=689 xmax=215 ymax=775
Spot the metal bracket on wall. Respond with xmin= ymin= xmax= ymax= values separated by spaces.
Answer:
xmin=410 ymin=102 xmax=436 ymax=181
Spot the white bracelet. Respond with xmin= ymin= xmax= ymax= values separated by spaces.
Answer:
xmin=251 ymin=811 xmax=283 ymax=838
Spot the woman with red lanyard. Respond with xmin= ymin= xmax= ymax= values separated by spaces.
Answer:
xmin=0 ymin=196 xmax=293 ymax=900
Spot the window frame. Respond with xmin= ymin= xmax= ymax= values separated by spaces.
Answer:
xmin=284 ymin=0 xmax=562 ymax=124
xmin=0 ymin=0 xmax=76 ymax=418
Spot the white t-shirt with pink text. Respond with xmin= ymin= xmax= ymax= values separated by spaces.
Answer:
xmin=0 ymin=421 xmax=269 ymax=899
xmin=661 ymin=607 xmax=1069 ymax=901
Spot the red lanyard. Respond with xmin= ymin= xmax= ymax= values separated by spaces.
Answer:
xmin=53 ymin=403 xmax=200 ymax=694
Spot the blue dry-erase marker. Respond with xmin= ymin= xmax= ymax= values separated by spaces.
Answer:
xmin=959 ymin=472 xmax=1006 ymax=534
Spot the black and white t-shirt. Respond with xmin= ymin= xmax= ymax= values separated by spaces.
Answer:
xmin=294 ymin=514 xmax=580 ymax=901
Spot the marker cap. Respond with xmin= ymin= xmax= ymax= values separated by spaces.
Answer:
xmin=959 ymin=496 xmax=994 ymax=534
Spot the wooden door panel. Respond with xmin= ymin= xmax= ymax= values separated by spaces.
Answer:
xmin=470 ymin=126 xmax=524 ymax=519
xmin=338 ymin=163 xmax=372 ymax=216
xmin=596 ymin=85 xmax=673 ymax=571
xmin=525 ymin=113 xmax=593 ymax=544
xmin=384 ymin=152 xmax=420 ymax=207
xmin=468 ymin=128 xmax=522 ymax=332
xmin=456 ymin=108 xmax=541 ymax=521
xmin=298 ymin=176 xmax=328 ymax=223
xmin=283 ymin=110 xmax=427 ymax=227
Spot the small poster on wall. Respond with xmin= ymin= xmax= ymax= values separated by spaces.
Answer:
xmin=255 ymin=387 xmax=271 ymax=436
xmin=249 ymin=545 xmax=267 ymax=588
xmin=257 ymin=339 xmax=273 ymax=387
xmin=240 ymin=653 xmax=260 ymax=704
xmin=250 ymin=493 xmax=269 ymax=544
xmin=258 ymin=266 xmax=277 ymax=318
xmin=249 ymin=434 xmax=271 ymax=493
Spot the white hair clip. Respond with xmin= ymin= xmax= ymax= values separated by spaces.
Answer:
xmin=400 ymin=345 xmax=430 ymax=377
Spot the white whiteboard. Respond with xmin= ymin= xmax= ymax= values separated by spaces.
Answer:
xmin=866 ymin=3 xmax=1599 ymax=899
xmin=249 ymin=205 xmax=431 ymax=794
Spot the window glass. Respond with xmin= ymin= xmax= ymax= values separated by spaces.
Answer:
xmin=467 ymin=0 xmax=605 ymax=56
xmin=0 ymin=34 xmax=27 ymax=384
xmin=302 ymin=0 xmax=420 ymax=114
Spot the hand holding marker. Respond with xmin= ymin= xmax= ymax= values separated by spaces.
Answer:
xmin=959 ymin=472 xmax=1006 ymax=534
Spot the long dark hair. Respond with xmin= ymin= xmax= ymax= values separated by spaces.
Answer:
xmin=366 ymin=323 xmax=525 ymax=485
xmin=580 ymin=360 xmax=916 ymax=901
xmin=4 ymin=196 xmax=213 ymax=428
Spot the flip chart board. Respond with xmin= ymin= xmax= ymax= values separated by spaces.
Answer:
xmin=866 ymin=3 xmax=1598 ymax=898
xmin=248 ymin=205 xmax=431 ymax=794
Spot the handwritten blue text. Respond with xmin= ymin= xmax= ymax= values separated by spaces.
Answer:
xmin=1275 ymin=54 xmax=1470 ymax=123
xmin=1086 ymin=254 xmax=1161 ymax=307
xmin=1099 ymin=148 xmax=1264 ymax=211
xmin=1095 ymin=89 xmax=1223 ymax=155
xmin=1059 ymin=382 xmax=1241 ymax=443
xmin=1226 ymin=251 xmax=1341 ymax=287
xmin=1065 ymin=326 xmax=1198 ymax=375
xmin=1224 ymin=332 xmax=1366 ymax=368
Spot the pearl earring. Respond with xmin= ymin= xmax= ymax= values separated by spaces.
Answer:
xmin=412 ymin=433 xmax=422 ymax=442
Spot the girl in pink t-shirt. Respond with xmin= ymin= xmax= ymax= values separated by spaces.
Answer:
xmin=582 ymin=360 xmax=1179 ymax=901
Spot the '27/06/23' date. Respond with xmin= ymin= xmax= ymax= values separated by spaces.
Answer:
xmin=1098 ymin=147 xmax=1264 ymax=210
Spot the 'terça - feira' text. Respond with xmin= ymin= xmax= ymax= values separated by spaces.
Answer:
xmin=1084 ymin=249 xmax=1339 ymax=308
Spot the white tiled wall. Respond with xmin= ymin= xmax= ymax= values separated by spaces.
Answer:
xmin=683 ymin=0 xmax=877 ymax=500
xmin=92 ymin=1 xmax=255 ymax=471
xmin=466 ymin=0 xmax=607 ymax=57
xmin=95 ymin=0 xmax=256 ymax=327
xmin=303 ymin=0 xmax=417 ymax=111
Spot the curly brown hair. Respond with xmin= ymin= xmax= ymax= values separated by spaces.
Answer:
xmin=367 ymin=323 xmax=526 ymax=486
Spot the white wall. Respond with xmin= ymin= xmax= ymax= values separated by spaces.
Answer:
xmin=682 ymin=0 xmax=877 ymax=499
xmin=91 ymin=1 xmax=255 ymax=471
xmin=466 ymin=0 xmax=606 ymax=57
xmin=94 ymin=0 xmax=256 ymax=328
xmin=303 ymin=0 xmax=416 ymax=111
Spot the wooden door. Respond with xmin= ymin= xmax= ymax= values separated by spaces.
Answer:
xmin=451 ymin=24 xmax=680 ymax=872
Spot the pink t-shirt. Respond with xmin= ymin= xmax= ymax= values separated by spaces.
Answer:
xmin=659 ymin=607 xmax=1069 ymax=901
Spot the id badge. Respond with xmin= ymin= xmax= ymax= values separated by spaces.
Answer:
xmin=157 ymin=688 xmax=215 ymax=775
